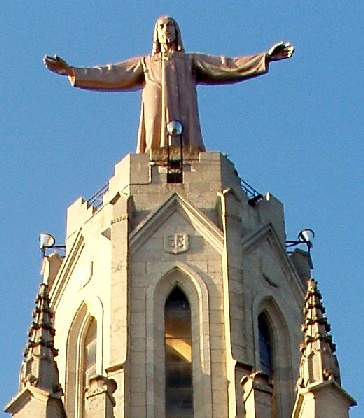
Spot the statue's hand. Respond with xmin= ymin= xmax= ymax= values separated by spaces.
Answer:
xmin=43 ymin=55 xmax=73 ymax=76
xmin=267 ymin=42 xmax=294 ymax=61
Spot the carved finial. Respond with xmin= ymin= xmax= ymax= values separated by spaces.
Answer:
xmin=20 ymin=282 xmax=62 ymax=394
xmin=297 ymin=278 xmax=341 ymax=388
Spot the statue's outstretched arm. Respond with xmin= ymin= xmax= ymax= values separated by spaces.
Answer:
xmin=266 ymin=42 xmax=294 ymax=62
xmin=43 ymin=55 xmax=74 ymax=77
xmin=44 ymin=54 xmax=144 ymax=92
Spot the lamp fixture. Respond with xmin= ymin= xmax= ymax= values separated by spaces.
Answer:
xmin=39 ymin=232 xmax=66 ymax=257
xmin=286 ymin=228 xmax=315 ymax=269
xmin=166 ymin=120 xmax=183 ymax=137
xmin=166 ymin=120 xmax=184 ymax=184
xmin=297 ymin=228 xmax=315 ymax=248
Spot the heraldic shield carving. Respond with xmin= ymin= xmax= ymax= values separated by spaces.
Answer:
xmin=164 ymin=233 xmax=189 ymax=254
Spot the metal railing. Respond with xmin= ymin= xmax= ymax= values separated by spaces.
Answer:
xmin=87 ymin=179 xmax=261 ymax=209
xmin=241 ymin=178 xmax=262 ymax=199
xmin=87 ymin=183 xmax=109 ymax=209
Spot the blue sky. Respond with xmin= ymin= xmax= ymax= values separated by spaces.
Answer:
xmin=1 ymin=1 xmax=362 ymax=416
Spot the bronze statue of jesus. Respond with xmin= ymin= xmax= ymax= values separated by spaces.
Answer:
xmin=44 ymin=16 xmax=294 ymax=153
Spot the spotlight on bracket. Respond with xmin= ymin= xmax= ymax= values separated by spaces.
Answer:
xmin=286 ymin=228 xmax=315 ymax=269
xmin=39 ymin=232 xmax=65 ymax=257
xmin=297 ymin=228 xmax=315 ymax=248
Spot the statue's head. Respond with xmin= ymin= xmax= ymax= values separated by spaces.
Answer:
xmin=152 ymin=16 xmax=184 ymax=54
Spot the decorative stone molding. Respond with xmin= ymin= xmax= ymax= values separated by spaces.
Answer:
xmin=111 ymin=214 xmax=129 ymax=224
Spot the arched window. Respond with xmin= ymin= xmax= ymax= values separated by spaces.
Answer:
xmin=258 ymin=312 xmax=273 ymax=376
xmin=164 ymin=286 xmax=193 ymax=417
xmin=82 ymin=318 xmax=97 ymax=416
xmin=255 ymin=301 xmax=294 ymax=417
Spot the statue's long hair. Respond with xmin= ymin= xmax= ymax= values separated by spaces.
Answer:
xmin=152 ymin=16 xmax=184 ymax=55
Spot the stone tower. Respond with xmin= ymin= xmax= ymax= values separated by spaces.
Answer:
xmin=4 ymin=149 xmax=356 ymax=418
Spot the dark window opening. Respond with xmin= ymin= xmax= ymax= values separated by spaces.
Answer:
xmin=258 ymin=313 xmax=273 ymax=376
xmin=165 ymin=287 xmax=193 ymax=417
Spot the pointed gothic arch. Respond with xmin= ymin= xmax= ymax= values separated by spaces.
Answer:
xmin=64 ymin=297 xmax=104 ymax=418
xmin=252 ymin=295 xmax=294 ymax=418
xmin=146 ymin=263 xmax=212 ymax=418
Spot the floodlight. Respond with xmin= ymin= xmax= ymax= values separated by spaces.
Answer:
xmin=298 ymin=228 xmax=315 ymax=248
xmin=39 ymin=233 xmax=55 ymax=249
xmin=39 ymin=232 xmax=65 ymax=257
xmin=286 ymin=228 xmax=316 ymax=269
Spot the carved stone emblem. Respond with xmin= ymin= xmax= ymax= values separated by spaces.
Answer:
xmin=164 ymin=233 xmax=189 ymax=254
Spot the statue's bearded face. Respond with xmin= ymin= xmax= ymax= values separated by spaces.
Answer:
xmin=156 ymin=17 xmax=176 ymax=46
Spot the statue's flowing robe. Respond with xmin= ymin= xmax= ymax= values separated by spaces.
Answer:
xmin=70 ymin=51 xmax=268 ymax=153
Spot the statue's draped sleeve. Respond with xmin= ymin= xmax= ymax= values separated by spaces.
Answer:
xmin=69 ymin=56 xmax=144 ymax=91
xmin=192 ymin=52 xmax=268 ymax=84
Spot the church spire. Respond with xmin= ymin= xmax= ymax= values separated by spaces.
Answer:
xmin=19 ymin=278 xmax=62 ymax=394
xmin=292 ymin=277 xmax=356 ymax=417
xmin=5 ymin=276 xmax=66 ymax=417
xmin=297 ymin=277 xmax=340 ymax=387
